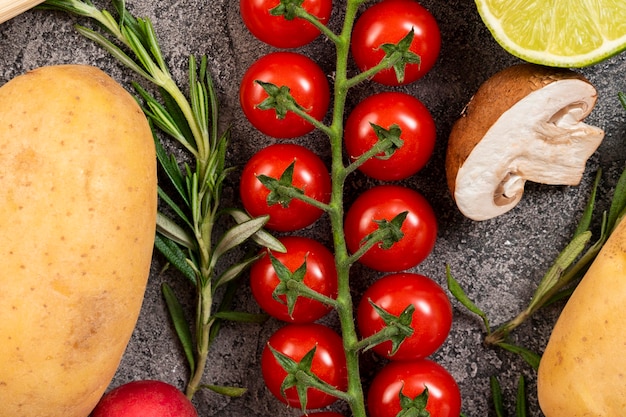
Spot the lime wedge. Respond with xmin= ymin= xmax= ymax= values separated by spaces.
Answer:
xmin=475 ymin=0 xmax=626 ymax=67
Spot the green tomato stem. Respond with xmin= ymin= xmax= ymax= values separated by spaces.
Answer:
xmin=320 ymin=2 xmax=370 ymax=416
xmin=292 ymin=6 xmax=340 ymax=44
xmin=345 ymin=135 xmax=397 ymax=175
xmin=354 ymin=325 xmax=400 ymax=353
xmin=287 ymin=280 xmax=340 ymax=309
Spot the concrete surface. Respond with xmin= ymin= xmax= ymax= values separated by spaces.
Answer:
xmin=1 ymin=1 xmax=625 ymax=416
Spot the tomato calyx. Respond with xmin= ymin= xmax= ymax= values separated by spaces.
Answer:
xmin=373 ymin=211 xmax=408 ymax=250
xmin=269 ymin=0 xmax=306 ymax=20
xmin=370 ymin=124 xmax=404 ymax=160
xmin=379 ymin=29 xmax=422 ymax=84
xmin=256 ymin=162 xmax=330 ymax=212
xmin=269 ymin=252 xmax=308 ymax=316
xmin=257 ymin=162 xmax=304 ymax=208
xmin=268 ymin=252 xmax=337 ymax=317
xmin=372 ymin=211 xmax=408 ymax=249
xmin=270 ymin=344 xmax=346 ymax=412
xmin=255 ymin=80 xmax=307 ymax=119
xmin=347 ymin=123 xmax=405 ymax=174
xmin=356 ymin=302 xmax=415 ymax=355
xmin=398 ymin=385 xmax=431 ymax=417
xmin=351 ymin=28 xmax=422 ymax=85
xmin=349 ymin=211 xmax=408 ymax=263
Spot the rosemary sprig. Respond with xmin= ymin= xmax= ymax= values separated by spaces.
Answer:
xmin=490 ymin=375 xmax=528 ymax=417
xmin=40 ymin=0 xmax=284 ymax=400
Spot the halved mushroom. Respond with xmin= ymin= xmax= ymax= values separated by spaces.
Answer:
xmin=446 ymin=63 xmax=605 ymax=221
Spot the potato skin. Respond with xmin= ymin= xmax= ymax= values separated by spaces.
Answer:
xmin=537 ymin=216 xmax=626 ymax=416
xmin=0 ymin=65 xmax=157 ymax=416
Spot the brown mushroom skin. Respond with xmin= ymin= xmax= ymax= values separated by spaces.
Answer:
xmin=445 ymin=63 xmax=602 ymax=220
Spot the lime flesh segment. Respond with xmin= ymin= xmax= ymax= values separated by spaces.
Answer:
xmin=476 ymin=0 xmax=626 ymax=67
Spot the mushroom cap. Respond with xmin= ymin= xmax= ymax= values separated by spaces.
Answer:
xmin=446 ymin=63 xmax=604 ymax=221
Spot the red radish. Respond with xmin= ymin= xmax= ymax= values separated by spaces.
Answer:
xmin=91 ymin=380 xmax=198 ymax=417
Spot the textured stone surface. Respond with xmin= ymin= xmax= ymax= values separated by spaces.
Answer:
xmin=1 ymin=1 xmax=625 ymax=416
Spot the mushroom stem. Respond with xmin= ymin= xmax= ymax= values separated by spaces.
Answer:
xmin=496 ymin=173 xmax=524 ymax=205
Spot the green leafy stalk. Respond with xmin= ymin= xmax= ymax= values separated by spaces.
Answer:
xmin=485 ymin=166 xmax=626 ymax=347
xmin=447 ymin=165 xmax=626 ymax=368
xmin=41 ymin=0 xmax=284 ymax=400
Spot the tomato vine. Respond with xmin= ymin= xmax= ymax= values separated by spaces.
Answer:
xmin=238 ymin=1 xmax=454 ymax=416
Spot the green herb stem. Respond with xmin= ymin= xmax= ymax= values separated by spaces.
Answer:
xmin=41 ymin=0 xmax=285 ymax=402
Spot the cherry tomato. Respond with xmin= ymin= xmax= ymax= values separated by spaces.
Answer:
xmin=91 ymin=380 xmax=197 ymax=417
xmin=368 ymin=360 xmax=461 ymax=417
xmin=240 ymin=143 xmax=331 ymax=231
xmin=250 ymin=236 xmax=337 ymax=323
xmin=261 ymin=323 xmax=348 ymax=409
xmin=240 ymin=52 xmax=330 ymax=138
xmin=344 ymin=185 xmax=437 ymax=272
xmin=344 ymin=92 xmax=436 ymax=180
xmin=357 ymin=272 xmax=452 ymax=360
xmin=351 ymin=0 xmax=441 ymax=85
xmin=240 ymin=0 xmax=333 ymax=48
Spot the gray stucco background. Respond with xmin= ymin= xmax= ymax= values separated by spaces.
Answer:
xmin=2 ymin=1 xmax=625 ymax=416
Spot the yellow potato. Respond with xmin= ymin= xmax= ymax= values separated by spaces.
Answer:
xmin=0 ymin=65 xmax=157 ymax=416
xmin=538 ymin=216 xmax=626 ymax=416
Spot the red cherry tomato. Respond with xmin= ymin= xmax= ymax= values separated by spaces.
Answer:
xmin=240 ymin=52 xmax=330 ymax=138
xmin=261 ymin=323 xmax=348 ymax=409
xmin=368 ymin=360 xmax=461 ymax=417
xmin=351 ymin=0 xmax=441 ymax=85
xmin=240 ymin=143 xmax=331 ymax=231
xmin=357 ymin=272 xmax=452 ymax=360
xmin=240 ymin=0 xmax=333 ymax=48
xmin=91 ymin=380 xmax=197 ymax=417
xmin=344 ymin=185 xmax=437 ymax=272
xmin=250 ymin=236 xmax=337 ymax=323
xmin=344 ymin=92 xmax=436 ymax=180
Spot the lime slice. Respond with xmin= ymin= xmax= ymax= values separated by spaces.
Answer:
xmin=475 ymin=0 xmax=626 ymax=67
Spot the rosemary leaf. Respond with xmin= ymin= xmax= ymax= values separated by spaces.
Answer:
xmin=446 ymin=265 xmax=491 ymax=334
xmin=528 ymin=231 xmax=591 ymax=311
xmin=77 ymin=25 xmax=152 ymax=80
xmin=225 ymin=209 xmax=286 ymax=252
xmin=156 ymin=211 xmax=194 ymax=248
xmin=496 ymin=343 xmax=541 ymax=371
xmin=211 ymin=217 xmax=269 ymax=267
xmin=213 ymin=254 xmax=264 ymax=291
xmin=199 ymin=384 xmax=247 ymax=397
xmin=162 ymin=283 xmax=196 ymax=373
xmin=515 ymin=376 xmax=527 ymax=417
xmin=490 ymin=376 xmax=507 ymax=417
xmin=572 ymin=169 xmax=601 ymax=237
xmin=154 ymin=235 xmax=197 ymax=284
xmin=212 ymin=311 xmax=268 ymax=324
xmin=607 ymin=164 xmax=626 ymax=231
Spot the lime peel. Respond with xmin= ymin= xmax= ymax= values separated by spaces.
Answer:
xmin=475 ymin=0 xmax=626 ymax=67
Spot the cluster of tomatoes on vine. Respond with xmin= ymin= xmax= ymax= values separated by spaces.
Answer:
xmin=238 ymin=1 xmax=462 ymax=416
